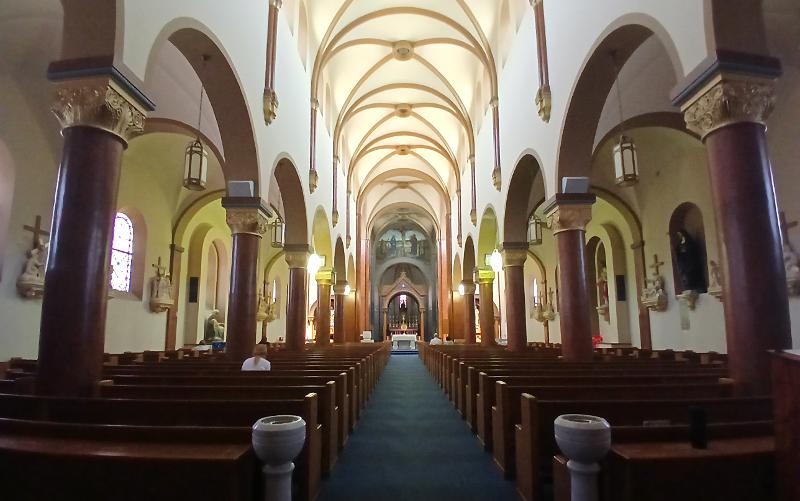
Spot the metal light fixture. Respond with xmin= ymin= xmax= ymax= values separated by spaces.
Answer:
xmin=184 ymin=55 xmax=210 ymax=191
xmin=270 ymin=215 xmax=284 ymax=248
xmin=611 ymin=51 xmax=638 ymax=187
xmin=528 ymin=215 xmax=543 ymax=246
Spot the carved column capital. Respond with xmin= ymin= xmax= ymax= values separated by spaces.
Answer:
xmin=333 ymin=281 xmax=349 ymax=295
xmin=501 ymin=242 xmax=529 ymax=268
xmin=52 ymin=78 xmax=148 ymax=144
xmin=269 ymin=0 xmax=282 ymax=8
xmin=476 ymin=267 xmax=495 ymax=285
xmin=460 ymin=280 xmax=477 ymax=295
xmin=543 ymin=194 xmax=595 ymax=235
xmin=226 ymin=207 xmax=269 ymax=236
xmin=284 ymin=245 xmax=310 ymax=269
xmin=315 ymin=268 xmax=334 ymax=286
xmin=681 ymin=73 xmax=776 ymax=139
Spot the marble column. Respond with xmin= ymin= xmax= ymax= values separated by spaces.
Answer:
xmin=315 ymin=268 xmax=333 ymax=345
xmin=37 ymin=74 xmax=151 ymax=397
xmin=333 ymin=281 xmax=348 ymax=344
xmin=544 ymin=194 xmax=596 ymax=362
xmin=224 ymin=200 xmax=269 ymax=362
xmin=285 ymin=245 xmax=309 ymax=351
xmin=461 ymin=281 xmax=477 ymax=344
xmin=502 ymin=243 xmax=529 ymax=352
xmin=477 ymin=268 xmax=497 ymax=347
xmin=678 ymin=65 xmax=791 ymax=393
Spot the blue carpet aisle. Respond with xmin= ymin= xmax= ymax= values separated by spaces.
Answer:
xmin=320 ymin=354 xmax=519 ymax=501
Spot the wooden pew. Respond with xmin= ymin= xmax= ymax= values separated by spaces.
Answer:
xmin=0 ymin=393 xmax=323 ymax=501
xmin=513 ymin=394 xmax=773 ymax=501
xmin=491 ymin=381 xmax=735 ymax=478
xmin=99 ymin=382 xmax=340 ymax=474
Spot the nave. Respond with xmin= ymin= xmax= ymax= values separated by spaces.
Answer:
xmin=320 ymin=354 xmax=518 ymax=501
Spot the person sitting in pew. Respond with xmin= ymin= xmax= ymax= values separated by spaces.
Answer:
xmin=241 ymin=345 xmax=271 ymax=371
xmin=430 ymin=334 xmax=443 ymax=345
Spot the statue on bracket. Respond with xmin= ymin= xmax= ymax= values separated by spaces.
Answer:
xmin=596 ymin=267 xmax=610 ymax=321
xmin=673 ymin=230 xmax=706 ymax=292
xmin=149 ymin=257 xmax=174 ymax=313
xmin=17 ymin=237 xmax=48 ymax=299
xmin=640 ymin=254 xmax=667 ymax=312
xmin=707 ymin=260 xmax=723 ymax=301
xmin=784 ymin=243 xmax=800 ymax=296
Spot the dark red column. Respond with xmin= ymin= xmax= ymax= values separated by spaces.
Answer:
xmin=315 ymin=270 xmax=332 ymax=345
xmin=462 ymin=280 xmax=477 ymax=344
xmin=223 ymin=202 xmax=268 ymax=362
xmin=477 ymin=269 xmax=497 ymax=346
xmin=37 ymin=77 xmax=150 ymax=397
xmin=544 ymin=194 xmax=595 ymax=362
xmin=680 ymin=70 xmax=790 ymax=393
xmin=333 ymin=282 xmax=347 ymax=344
xmin=502 ymin=243 xmax=529 ymax=352
xmin=285 ymin=246 xmax=309 ymax=351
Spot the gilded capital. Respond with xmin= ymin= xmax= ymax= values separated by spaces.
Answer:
xmin=269 ymin=0 xmax=282 ymax=8
xmin=476 ymin=267 xmax=495 ymax=285
xmin=682 ymin=74 xmax=776 ymax=139
xmin=546 ymin=204 xmax=592 ymax=234
xmin=535 ymin=85 xmax=552 ymax=123
xmin=52 ymin=78 xmax=147 ymax=144
xmin=308 ymin=169 xmax=319 ymax=193
xmin=492 ymin=166 xmax=502 ymax=191
xmin=315 ymin=268 xmax=334 ymax=286
xmin=226 ymin=207 xmax=268 ymax=236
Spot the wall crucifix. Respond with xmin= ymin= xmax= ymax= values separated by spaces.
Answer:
xmin=23 ymin=215 xmax=49 ymax=248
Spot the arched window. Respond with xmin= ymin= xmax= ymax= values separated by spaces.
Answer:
xmin=110 ymin=213 xmax=134 ymax=292
xmin=669 ymin=202 xmax=709 ymax=294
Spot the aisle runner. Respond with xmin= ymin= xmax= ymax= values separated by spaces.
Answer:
xmin=320 ymin=355 xmax=519 ymax=501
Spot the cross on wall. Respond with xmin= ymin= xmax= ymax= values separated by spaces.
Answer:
xmin=23 ymin=215 xmax=49 ymax=248
xmin=649 ymin=253 xmax=665 ymax=276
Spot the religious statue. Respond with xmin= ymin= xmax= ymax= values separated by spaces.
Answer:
xmin=673 ymin=230 xmax=706 ymax=292
xmin=148 ymin=258 xmax=174 ymax=312
xmin=707 ymin=260 xmax=723 ymax=301
xmin=784 ymin=243 xmax=800 ymax=296
xmin=641 ymin=254 xmax=668 ymax=312
xmin=596 ymin=267 xmax=610 ymax=321
xmin=17 ymin=237 xmax=48 ymax=299
xmin=204 ymin=309 xmax=225 ymax=341
xmin=389 ymin=235 xmax=397 ymax=257
xmin=409 ymin=233 xmax=418 ymax=256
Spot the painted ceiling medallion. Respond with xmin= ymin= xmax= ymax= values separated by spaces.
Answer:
xmin=392 ymin=41 xmax=415 ymax=61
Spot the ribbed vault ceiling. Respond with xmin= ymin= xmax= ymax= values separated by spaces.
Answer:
xmin=307 ymin=0 xmax=503 ymax=227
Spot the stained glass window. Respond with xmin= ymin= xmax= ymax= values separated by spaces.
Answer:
xmin=110 ymin=213 xmax=134 ymax=292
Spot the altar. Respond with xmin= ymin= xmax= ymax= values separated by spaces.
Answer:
xmin=391 ymin=334 xmax=417 ymax=350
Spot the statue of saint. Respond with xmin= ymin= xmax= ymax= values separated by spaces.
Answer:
xmin=150 ymin=260 xmax=173 ymax=301
xmin=204 ymin=309 xmax=225 ymax=341
xmin=20 ymin=239 xmax=48 ymax=282
xmin=597 ymin=267 xmax=609 ymax=306
xmin=410 ymin=233 xmax=418 ymax=256
xmin=673 ymin=230 xmax=706 ymax=292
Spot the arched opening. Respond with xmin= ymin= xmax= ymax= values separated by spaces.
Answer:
xmin=386 ymin=292 xmax=421 ymax=335
xmin=669 ymin=202 xmax=709 ymax=294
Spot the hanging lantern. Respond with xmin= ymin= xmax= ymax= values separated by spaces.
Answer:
xmin=611 ymin=51 xmax=639 ymax=187
xmin=183 ymin=138 xmax=208 ymax=190
xmin=528 ymin=216 xmax=543 ymax=246
xmin=184 ymin=54 xmax=210 ymax=191
xmin=490 ymin=249 xmax=503 ymax=274
xmin=613 ymin=135 xmax=639 ymax=187
xmin=271 ymin=216 xmax=284 ymax=248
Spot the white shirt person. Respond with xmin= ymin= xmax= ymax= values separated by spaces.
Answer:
xmin=241 ymin=344 xmax=271 ymax=371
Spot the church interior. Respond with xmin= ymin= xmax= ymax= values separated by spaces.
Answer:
xmin=0 ymin=0 xmax=798 ymax=499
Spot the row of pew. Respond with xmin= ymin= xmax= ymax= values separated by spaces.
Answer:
xmin=0 ymin=343 xmax=390 ymax=501
xmin=419 ymin=343 xmax=776 ymax=501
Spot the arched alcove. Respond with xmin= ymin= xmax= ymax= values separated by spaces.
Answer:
xmin=669 ymin=202 xmax=709 ymax=294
